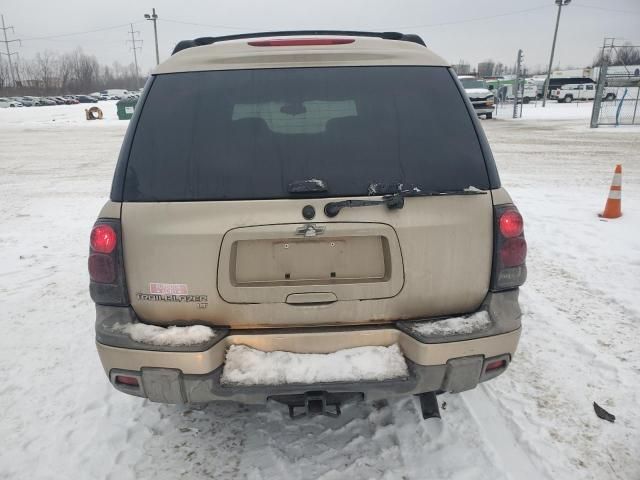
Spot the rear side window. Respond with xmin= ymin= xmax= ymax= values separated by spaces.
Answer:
xmin=123 ymin=66 xmax=490 ymax=201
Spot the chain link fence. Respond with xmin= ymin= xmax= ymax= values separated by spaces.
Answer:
xmin=591 ymin=45 xmax=640 ymax=127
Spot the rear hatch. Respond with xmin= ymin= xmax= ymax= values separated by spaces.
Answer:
xmin=119 ymin=65 xmax=494 ymax=328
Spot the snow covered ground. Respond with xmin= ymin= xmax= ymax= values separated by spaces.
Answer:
xmin=0 ymin=101 xmax=639 ymax=480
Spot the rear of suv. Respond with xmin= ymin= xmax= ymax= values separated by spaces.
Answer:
xmin=91 ymin=31 xmax=526 ymax=418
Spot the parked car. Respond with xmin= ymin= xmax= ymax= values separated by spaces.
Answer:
xmin=0 ymin=97 xmax=23 ymax=107
xmin=20 ymin=96 xmax=43 ymax=106
xmin=63 ymin=95 xmax=80 ymax=104
xmin=100 ymin=89 xmax=130 ymax=99
xmin=553 ymin=84 xmax=617 ymax=103
xmin=37 ymin=97 xmax=56 ymax=106
xmin=47 ymin=96 xmax=65 ymax=105
xmin=458 ymin=75 xmax=495 ymax=119
xmin=12 ymin=96 xmax=34 ymax=106
xmin=91 ymin=31 xmax=526 ymax=418
xmin=76 ymin=95 xmax=99 ymax=103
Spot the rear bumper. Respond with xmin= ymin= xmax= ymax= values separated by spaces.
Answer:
xmin=96 ymin=290 xmax=522 ymax=404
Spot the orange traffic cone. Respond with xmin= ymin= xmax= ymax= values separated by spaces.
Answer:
xmin=599 ymin=164 xmax=622 ymax=219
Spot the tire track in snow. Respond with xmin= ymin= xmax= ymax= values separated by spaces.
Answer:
xmin=461 ymin=386 xmax=550 ymax=480
xmin=486 ymin=283 xmax=640 ymax=479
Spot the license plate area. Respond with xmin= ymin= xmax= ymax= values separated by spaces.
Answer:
xmin=233 ymin=236 xmax=387 ymax=286
xmin=217 ymin=223 xmax=404 ymax=304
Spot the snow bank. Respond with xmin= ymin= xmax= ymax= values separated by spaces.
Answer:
xmin=408 ymin=311 xmax=491 ymax=337
xmin=221 ymin=344 xmax=409 ymax=386
xmin=112 ymin=322 xmax=216 ymax=346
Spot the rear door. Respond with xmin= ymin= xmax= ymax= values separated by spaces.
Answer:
xmin=120 ymin=66 xmax=495 ymax=328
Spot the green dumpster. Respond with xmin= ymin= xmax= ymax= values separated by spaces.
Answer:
xmin=116 ymin=98 xmax=138 ymax=120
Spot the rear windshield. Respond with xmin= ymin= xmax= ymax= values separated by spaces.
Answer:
xmin=123 ymin=66 xmax=489 ymax=201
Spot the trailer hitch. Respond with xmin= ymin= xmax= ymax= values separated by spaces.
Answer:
xmin=271 ymin=391 xmax=363 ymax=419
xmin=292 ymin=391 xmax=340 ymax=419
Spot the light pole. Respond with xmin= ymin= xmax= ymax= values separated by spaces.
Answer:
xmin=144 ymin=8 xmax=160 ymax=66
xmin=542 ymin=0 xmax=571 ymax=107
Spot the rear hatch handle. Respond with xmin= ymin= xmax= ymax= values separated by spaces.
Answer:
xmin=324 ymin=188 xmax=487 ymax=218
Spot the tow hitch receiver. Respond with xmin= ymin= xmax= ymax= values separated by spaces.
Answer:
xmin=271 ymin=391 xmax=363 ymax=419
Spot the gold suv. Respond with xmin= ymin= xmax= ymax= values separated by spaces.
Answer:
xmin=90 ymin=31 xmax=526 ymax=419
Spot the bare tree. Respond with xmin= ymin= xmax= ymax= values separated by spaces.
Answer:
xmin=592 ymin=49 xmax=611 ymax=67
xmin=593 ymin=43 xmax=640 ymax=67
xmin=0 ymin=47 xmax=145 ymax=96
xmin=0 ymin=58 xmax=9 ymax=89
xmin=615 ymin=43 xmax=640 ymax=66
xmin=33 ymin=51 xmax=60 ymax=92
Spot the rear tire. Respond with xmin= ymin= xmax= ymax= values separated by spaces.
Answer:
xmin=485 ymin=113 xmax=493 ymax=119
xmin=564 ymin=95 xmax=573 ymax=103
xmin=523 ymin=97 xmax=531 ymax=104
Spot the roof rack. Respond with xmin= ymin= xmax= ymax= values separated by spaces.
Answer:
xmin=171 ymin=30 xmax=426 ymax=55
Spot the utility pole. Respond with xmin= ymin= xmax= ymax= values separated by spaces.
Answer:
xmin=513 ymin=49 xmax=523 ymax=119
xmin=127 ymin=23 xmax=142 ymax=86
xmin=0 ymin=14 xmax=21 ymax=87
xmin=144 ymin=8 xmax=160 ymax=65
xmin=542 ymin=0 xmax=571 ymax=107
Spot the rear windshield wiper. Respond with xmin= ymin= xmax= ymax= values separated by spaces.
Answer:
xmin=324 ymin=186 xmax=487 ymax=218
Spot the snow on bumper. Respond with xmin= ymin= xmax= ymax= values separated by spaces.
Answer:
xmin=95 ymin=291 xmax=522 ymax=404
xmin=220 ymin=344 xmax=410 ymax=386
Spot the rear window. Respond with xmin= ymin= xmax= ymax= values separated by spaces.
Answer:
xmin=123 ymin=66 xmax=490 ymax=201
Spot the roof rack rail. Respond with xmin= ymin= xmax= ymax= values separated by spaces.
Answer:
xmin=171 ymin=30 xmax=426 ymax=55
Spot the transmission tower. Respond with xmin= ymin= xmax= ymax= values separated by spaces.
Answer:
xmin=127 ymin=23 xmax=142 ymax=84
xmin=0 ymin=14 xmax=21 ymax=87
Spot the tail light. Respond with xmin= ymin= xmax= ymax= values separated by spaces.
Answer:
xmin=491 ymin=205 xmax=527 ymax=291
xmin=88 ymin=219 xmax=129 ymax=305
xmin=115 ymin=375 xmax=139 ymax=387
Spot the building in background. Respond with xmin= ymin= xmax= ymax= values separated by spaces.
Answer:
xmin=452 ymin=61 xmax=471 ymax=75
xmin=478 ymin=61 xmax=495 ymax=78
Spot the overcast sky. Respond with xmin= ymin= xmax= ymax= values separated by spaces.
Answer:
xmin=1 ymin=0 xmax=639 ymax=73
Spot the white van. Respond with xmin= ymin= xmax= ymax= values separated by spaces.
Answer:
xmin=553 ymin=84 xmax=617 ymax=103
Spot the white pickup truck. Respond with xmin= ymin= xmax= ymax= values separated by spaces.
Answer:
xmin=458 ymin=76 xmax=495 ymax=119
xmin=553 ymin=84 xmax=617 ymax=103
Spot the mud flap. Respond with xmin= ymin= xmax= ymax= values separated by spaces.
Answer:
xmin=442 ymin=356 xmax=483 ymax=393
xmin=141 ymin=368 xmax=186 ymax=404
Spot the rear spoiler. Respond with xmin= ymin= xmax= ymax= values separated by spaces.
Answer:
xmin=171 ymin=30 xmax=426 ymax=55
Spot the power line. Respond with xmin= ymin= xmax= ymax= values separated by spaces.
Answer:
xmin=159 ymin=5 xmax=553 ymax=33
xmin=1 ymin=14 xmax=21 ymax=86
xmin=387 ymin=5 xmax=552 ymax=29
xmin=572 ymin=4 xmax=640 ymax=16
xmin=159 ymin=18 xmax=246 ymax=31
xmin=21 ymin=21 xmax=143 ymax=41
